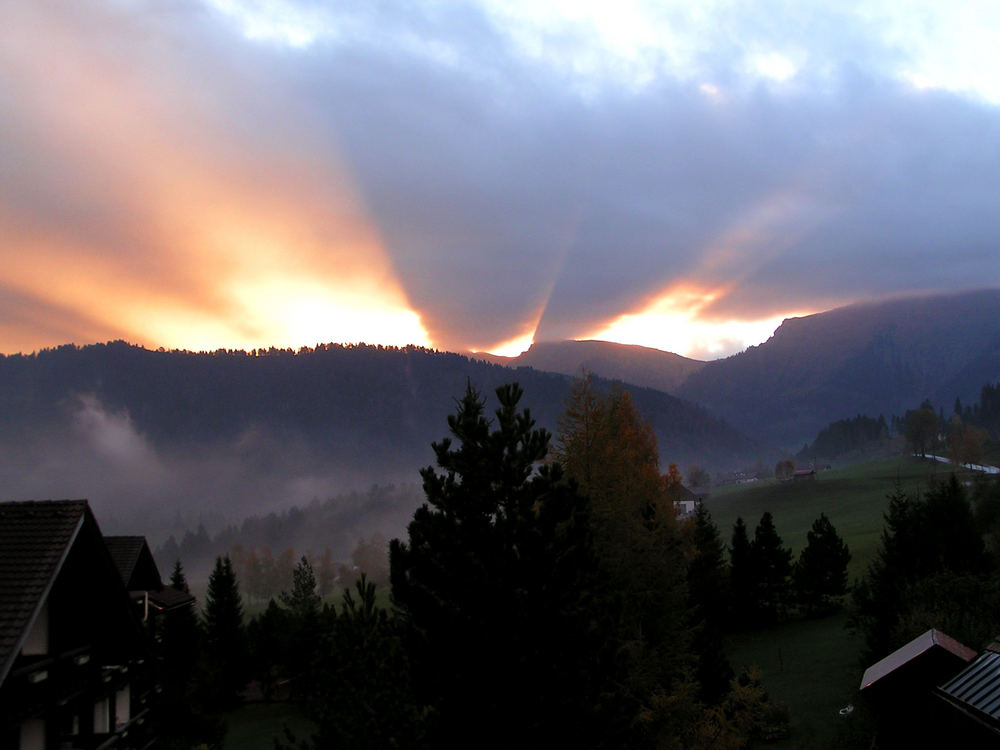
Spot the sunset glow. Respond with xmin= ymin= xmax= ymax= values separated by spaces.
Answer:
xmin=485 ymin=329 xmax=537 ymax=358
xmin=223 ymin=277 xmax=430 ymax=351
xmin=0 ymin=1 xmax=429 ymax=356
xmin=3 ymin=1 xmax=999 ymax=360
xmin=588 ymin=285 xmax=812 ymax=360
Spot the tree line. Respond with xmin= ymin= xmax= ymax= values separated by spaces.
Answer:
xmin=729 ymin=511 xmax=850 ymax=628
xmin=794 ymin=379 xmax=1000 ymax=465
xmin=160 ymin=378 xmax=859 ymax=749
xmin=0 ymin=340 xmax=756 ymax=477
xmin=849 ymin=474 xmax=1000 ymax=663
xmin=153 ymin=483 xmax=419 ymax=583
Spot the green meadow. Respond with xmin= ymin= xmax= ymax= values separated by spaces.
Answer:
xmin=711 ymin=455 xmax=982 ymax=749
xmin=707 ymin=455 xmax=959 ymax=579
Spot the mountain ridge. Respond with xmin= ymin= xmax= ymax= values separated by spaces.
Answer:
xmin=677 ymin=288 xmax=1000 ymax=448
xmin=473 ymin=288 xmax=1000 ymax=453
xmin=472 ymin=339 xmax=706 ymax=394
xmin=0 ymin=341 xmax=756 ymax=539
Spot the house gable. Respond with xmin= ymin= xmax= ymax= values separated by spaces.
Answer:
xmin=0 ymin=500 xmax=87 ymax=685
xmin=1 ymin=500 xmax=155 ymax=749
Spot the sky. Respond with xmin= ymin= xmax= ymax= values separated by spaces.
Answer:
xmin=2 ymin=1 xmax=999 ymax=360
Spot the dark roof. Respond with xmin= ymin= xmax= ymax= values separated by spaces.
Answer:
xmin=107 ymin=537 xmax=191 ymax=613
xmin=105 ymin=536 xmax=147 ymax=586
xmin=105 ymin=535 xmax=163 ymax=591
xmin=144 ymin=586 xmax=195 ymax=612
xmin=0 ymin=500 xmax=89 ymax=684
xmin=938 ymin=651 xmax=1000 ymax=730
xmin=675 ymin=485 xmax=701 ymax=503
xmin=861 ymin=629 xmax=977 ymax=691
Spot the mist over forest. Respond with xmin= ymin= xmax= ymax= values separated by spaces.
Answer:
xmin=0 ymin=340 xmax=753 ymax=551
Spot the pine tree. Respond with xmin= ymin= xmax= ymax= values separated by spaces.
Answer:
xmin=686 ymin=504 xmax=734 ymax=703
xmin=280 ymin=556 xmax=321 ymax=620
xmin=201 ymin=555 xmax=248 ymax=710
xmin=750 ymin=512 xmax=792 ymax=624
xmin=390 ymin=382 xmax=605 ymax=749
xmin=158 ymin=560 xmax=204 ymax=748
xmin=169 ymin=559 xmax=191 ymax=594
xmin=292 ymin=575 xmax=424 ymax=750
xmin=851 ymin=476 xmax=990 ymax=660
xmin=729 ymin=517 xmax=755 ymax=628
xmin=246 ymin=600 xmax=290 ymax=702
xmin=279 ymin=556 xmax=323 ymax=691
xmin=793 ymin=513 xmax=850 ymax=616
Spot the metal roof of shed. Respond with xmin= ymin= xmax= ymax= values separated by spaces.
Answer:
xmin=939 ymin=651 xmax=1000 ymax=723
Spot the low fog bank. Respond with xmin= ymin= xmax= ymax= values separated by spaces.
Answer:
xmin=0 ymin=395 xmax=426 ymax=551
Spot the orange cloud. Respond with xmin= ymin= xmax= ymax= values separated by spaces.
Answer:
xmin=586 ymin=281 xmax=810 ymax=358
xmin=0 ymin=2 xmax=429 ymax=354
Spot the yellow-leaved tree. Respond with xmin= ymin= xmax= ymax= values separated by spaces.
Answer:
xmin=554 ymin=373 xmax=694 ymax=745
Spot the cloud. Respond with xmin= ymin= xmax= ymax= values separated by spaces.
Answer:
xmin=2 ymin=1 xmax=999 ymax=358
xmin=0 ymin=393 xmax=400 ymax=545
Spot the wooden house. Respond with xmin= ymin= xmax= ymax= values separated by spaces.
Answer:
xmin=0 ymin=500 xmax=189 ymax=750
xmin=860 ymin=628 xmax=977 ymax=748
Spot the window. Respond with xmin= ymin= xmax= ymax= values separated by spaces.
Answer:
xmin=115 ymin=685 xmax=130 ymax=727
xmin=93 ymin=698 xmax=110 ymax=734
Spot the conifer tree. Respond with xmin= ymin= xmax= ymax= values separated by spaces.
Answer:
xmin=729 ymin=517 xmax=755 ymax=628
xmin=159 ymin=560 xmax=204 ymax=748
xmin=280 ymin=555 xmax=321 ymax=619
xmin=169 ymin=559 xmax=190 ymax=593
xmin=851 ymin=476 xmax=990 ymax=661
xmin=293 ymin=575 xmax=423 ymax=750
xmin=686 ymin=504 xmax=734 ymax=703
xmin=793 ymin=513 xmax=850 ymax=616
xmin=750 ymin=512 xmax=792 ymax=624
xmin=279 ymin=556 xmax=323 ymax=691
xmin=201 ymin=555 xmax=248 ymax=710
xmin=390 ymin=382 xmax=604 ymax=749
xmin=247 ymin=600 xmax=290 ymax=702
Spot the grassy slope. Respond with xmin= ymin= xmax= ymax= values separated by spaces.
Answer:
xmin=707 ymin=456 xmax=957 ymax=580
xmin=711 ymin=455 xmax=978 ymax=749
xmin=224 ymin=702 xmax=315 ymax=750
xmin=726 ymin=614 xmax=869 ymax=750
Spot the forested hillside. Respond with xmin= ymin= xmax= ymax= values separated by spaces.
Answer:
xmin=0 ymin=341 xmax=756 ymax=539
xmin=677 ymin=289 xmax=1000 ymax=449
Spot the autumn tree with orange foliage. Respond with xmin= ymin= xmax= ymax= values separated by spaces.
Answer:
xmin=555 ymin=374 xmax=694 ymax=745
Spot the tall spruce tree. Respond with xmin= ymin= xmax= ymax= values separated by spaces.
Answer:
xmin=390 ymin=382 xmax=605 ymax=749
xmin=851 ymin=476 xmax=990 ymax=661
xmin=201 ymin=555 xmax=248 ymax=710
xmin=750 ymin=512 xmax=792 ymax=624
xmin=169 ymin=559 xmax=191 ymax=593
xmin=729 ymin=517 xmax=755 ymax=629
xmin=246 ymin=600 xmax=290 ymax=703
xmin=793 ymin=514 xmax=850 ymax=616
xmin=279 ymin=556 xmax=323 ymax=693
xmin=158 ymin=560 xmax=207 ymax=749
xmin=292 ymin=575 xmax=424 ymax=750
xmin=685 ymin=504 xmax=734 ymax=703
